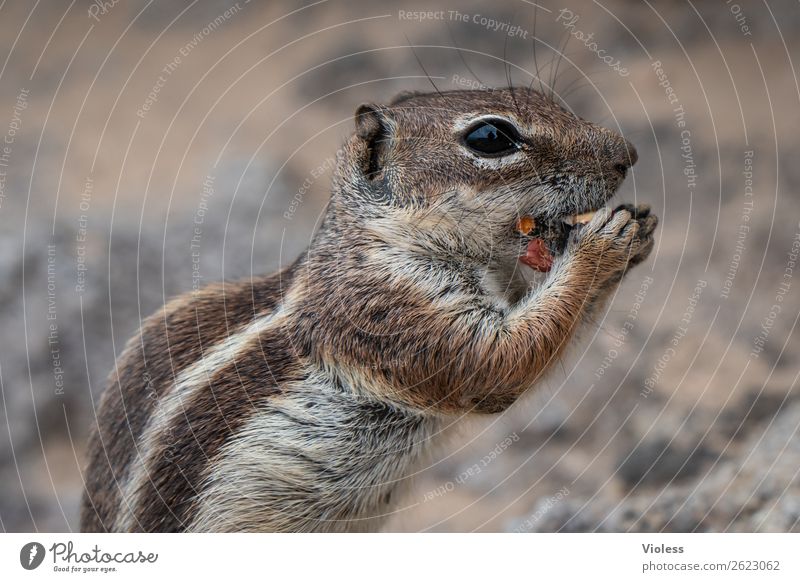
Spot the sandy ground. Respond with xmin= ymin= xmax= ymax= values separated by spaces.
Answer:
xmin=0 ymin=0 xmax=799 ymax=532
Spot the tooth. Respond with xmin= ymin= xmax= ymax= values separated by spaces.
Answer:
xmin=563 ymin=211 xmax=598 ymax=225
xmin=573 ymin=211 xmax=597 ymax=224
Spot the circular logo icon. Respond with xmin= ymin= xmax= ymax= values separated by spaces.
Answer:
xmin=20 ymin=542 xmax=46 ymax=570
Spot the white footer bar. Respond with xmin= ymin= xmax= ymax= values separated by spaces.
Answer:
xmin=1 ymin=533 xmax=797 ymax=581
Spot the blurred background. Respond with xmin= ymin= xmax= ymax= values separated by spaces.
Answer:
xmin=1 ymin=0 xmax=799 ymax=532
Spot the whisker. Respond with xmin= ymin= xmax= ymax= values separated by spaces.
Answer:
xmin=446 ymin=22 xmax=489 ymax=91
xmin=526 ymin=3 xmax=542 ymax=107
xmin=403 ymin=34 xmax=444 ymax=98
xmin=550 ymin=27 xmax=572 ymax=100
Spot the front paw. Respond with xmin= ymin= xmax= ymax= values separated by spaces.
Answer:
xmin=567 ymin=204 xmax=658 ymax=286
xmin=613 ymin=203 xmax=658 ymax=269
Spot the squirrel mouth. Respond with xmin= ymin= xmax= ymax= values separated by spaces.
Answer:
xmin=516 ymin=210 xmax=599 ymax=272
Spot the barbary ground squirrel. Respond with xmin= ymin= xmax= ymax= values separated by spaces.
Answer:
xmin=81 ymin=87 xmax=657 ymax=532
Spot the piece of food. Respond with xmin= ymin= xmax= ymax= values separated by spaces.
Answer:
xmin=515 ymin=214 xmax=561 ymax=272
xmin=515 ymin=215 xmax=537 ymax=235
xmin=520 ymin=238 xmax=554 ymax=272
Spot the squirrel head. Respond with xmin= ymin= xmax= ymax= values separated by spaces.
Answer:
xmin=330 ymin=88 xmax=637 ymax=268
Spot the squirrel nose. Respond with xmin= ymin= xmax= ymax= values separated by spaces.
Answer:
xmin=612 ymin=140 xmax=638 ymax=177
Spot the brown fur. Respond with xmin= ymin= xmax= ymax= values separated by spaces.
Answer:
xmin=81 ymin=87 xmax=656 ymax=532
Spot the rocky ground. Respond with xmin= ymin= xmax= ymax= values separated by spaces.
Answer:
xmin=0 ymin=0 xmax=798 ymax=532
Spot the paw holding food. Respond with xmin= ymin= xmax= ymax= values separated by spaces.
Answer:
xmin=569 ymin=203 xmax=658 ymax=279
xmin=516 ymin=204 xmax=657 ymax=273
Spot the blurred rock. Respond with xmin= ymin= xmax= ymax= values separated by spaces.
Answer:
xmin=514 ymin=400 xmax=800 ymax=532
xmin=617 ymin=438 xmax=714 ymax=489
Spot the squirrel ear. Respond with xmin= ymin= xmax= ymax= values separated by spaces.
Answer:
xmin=354 ymin=103 xmax=391 ymax=179
xmin=354 ymin=103 xmax=386 ymax=138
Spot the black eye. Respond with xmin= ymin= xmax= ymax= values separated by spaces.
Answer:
xmin=462 ymin=119 xmax=521 ymax=156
